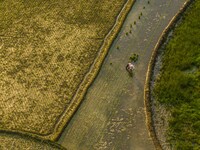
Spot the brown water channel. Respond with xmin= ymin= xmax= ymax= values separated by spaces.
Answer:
xmin=59 ymin=0 xmax=187 ymax=149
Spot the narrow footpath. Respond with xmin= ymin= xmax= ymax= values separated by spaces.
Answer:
xmin=59 ymin=0 xmax=187 ymax=149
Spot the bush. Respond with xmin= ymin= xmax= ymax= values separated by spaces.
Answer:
xmin=129 ymin=53 xmax=139 ymax=62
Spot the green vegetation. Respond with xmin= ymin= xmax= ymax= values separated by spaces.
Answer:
xmin=0 ymin=0 xmax=128 ymax=138
xmin=154 ymin=1 xmax=200 ymax=149
xmin=130 ymin=53 xmax=139 ymax=62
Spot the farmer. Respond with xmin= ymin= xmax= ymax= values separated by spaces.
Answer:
xmin=126 ymin=63 xmax=135 ymax=73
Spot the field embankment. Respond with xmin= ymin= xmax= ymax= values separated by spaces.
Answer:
xmin=0 ymin=130 xmax=65 ymax=150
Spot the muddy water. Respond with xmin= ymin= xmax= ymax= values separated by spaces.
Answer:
xmin=59 ymin=0 xmax=187 ymax=149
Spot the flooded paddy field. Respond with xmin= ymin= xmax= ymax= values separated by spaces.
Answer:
xmin=59 ymin=0 xmax=187 ymax=149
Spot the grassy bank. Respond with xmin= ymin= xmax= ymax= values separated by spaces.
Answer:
xmin=153 ymin=1 xmax=200 ymax=149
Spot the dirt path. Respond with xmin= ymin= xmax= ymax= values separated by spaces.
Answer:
xmin=58 ymin=0 xmax=187 ymax=149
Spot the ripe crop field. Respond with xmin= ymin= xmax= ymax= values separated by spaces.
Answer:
xmin=0 ymin=0 xmax=129 ymax=139
xmin=153 ymin=1 xmax=200 ymax=149
xmin=0 ymin=131 xmax=64 ymax=150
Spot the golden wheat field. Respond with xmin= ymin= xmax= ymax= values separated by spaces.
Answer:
xmin=0 ymin=0 xmax=129 ymax=141
xmin=0 ymin=131 xmax=64 ymax=149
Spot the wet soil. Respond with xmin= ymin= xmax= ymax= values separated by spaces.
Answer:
xmin=58 ymin=0 xmax=187 ymax=149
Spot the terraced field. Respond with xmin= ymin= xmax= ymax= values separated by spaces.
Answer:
xmin=1 ymin=0 xmax=192 ymax=149
xmin=0 ymin=0 xmax=132 ymax=140
xmin=0 ymin=131 xmax=65 ymax=150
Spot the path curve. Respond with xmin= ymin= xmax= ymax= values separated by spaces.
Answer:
xmin=59 ymin=0 xmax=187 ymax=149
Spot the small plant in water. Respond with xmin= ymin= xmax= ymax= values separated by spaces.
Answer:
xmin=130 ymin=53 xmax=139 ymax=62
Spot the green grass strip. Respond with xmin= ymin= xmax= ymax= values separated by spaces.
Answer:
xmin=153 ymin=1 xmax=200 ymax=149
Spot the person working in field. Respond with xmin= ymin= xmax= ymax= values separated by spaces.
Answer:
xmin=126 ymin=63 xmax=135 ymax=73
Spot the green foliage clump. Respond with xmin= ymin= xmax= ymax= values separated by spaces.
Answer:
xmin=130 ymin=53 xmax=139 ymax=62
xmin=153 ymin=1 xmax=200 ymax=149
